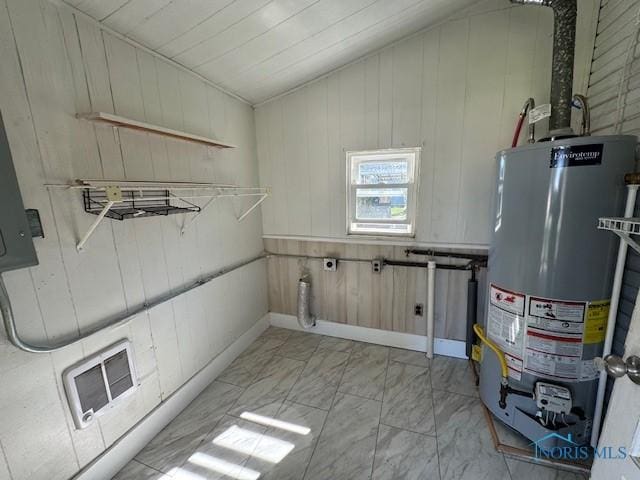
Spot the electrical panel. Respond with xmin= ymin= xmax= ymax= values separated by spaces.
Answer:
xmin=0 ymin=111 xmax=38 ymax=272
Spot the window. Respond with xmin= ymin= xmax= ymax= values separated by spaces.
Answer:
xmin=346 ymin=147 xmax=420 ymax=236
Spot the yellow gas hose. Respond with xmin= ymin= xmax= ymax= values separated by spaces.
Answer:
xmin=473 ymin=324 xmax=509 ymax=379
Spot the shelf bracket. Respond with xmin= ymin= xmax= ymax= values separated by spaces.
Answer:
xmin=77 ymin=186 xmax=121 ymax=251
xmin=237 ymin=193 xmax=268 ymax=222
xmin=180 ymin=195 xmax=219 ymax=236
xmin=614 ymin=231 xmax=640 ymax=255
xmin=77 ymin=200 xmax=115 ymax=251
xmin=598 ymin=217 xmax=640 ymax=255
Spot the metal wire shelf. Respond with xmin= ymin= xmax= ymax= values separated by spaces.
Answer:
xmin=598 ymin=217 xmax=640 ymax=254
xmin=598 ymin=217 xmax=640 ymax=234
xmin=47 ymin=179 xmax=270 ymax=251
xmin=83 ymin=189 xmax=201 ymax=220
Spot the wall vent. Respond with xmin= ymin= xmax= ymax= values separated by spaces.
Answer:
xmin=63 ymin=340 xmax=138 ymax=429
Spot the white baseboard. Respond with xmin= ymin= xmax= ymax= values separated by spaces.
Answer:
xmin=73 ymin=314 xmax=271 ymax=480
xmin=269 ymin=313 xmax=467 ymax=359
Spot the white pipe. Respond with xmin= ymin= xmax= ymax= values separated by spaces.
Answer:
xmin=591 ymin=184 xmax=638 ymax=447
xmin=426 ymin=260 xmax=436 ymax=359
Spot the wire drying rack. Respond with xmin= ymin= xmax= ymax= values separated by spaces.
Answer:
xmin=82 ymin=188 xmax=201 ymax=220
xmin=598 ymin=217 xmax=640 ymax=254
xmin=47 ymin=179 xmax=270 ymax=251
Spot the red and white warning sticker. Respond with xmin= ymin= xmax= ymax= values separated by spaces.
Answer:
xmin=491 ymin=285 xmax=525 ymax=316
xmin=525 ymin=328 xmax=583 ymax=357
xmin=487 ymin=285 xmax=526 ymax=358
xmin=523 ymin=349 xmax=581 ymax=380
xmin=528 ymin=296 xmax=585 ymax=324
xmin=505 ymin=353 xmax=523 ymax=381
xmin=523 ymin=295 xmax=587 ymax=380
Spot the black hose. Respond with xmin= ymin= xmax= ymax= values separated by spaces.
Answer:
xmin=466 ymin=269 xmax=478 ymax=358
xmin=382 ymin=259 xmax=471 ymax=271
xmin=404 ymin=248 xmax=488 ymax=263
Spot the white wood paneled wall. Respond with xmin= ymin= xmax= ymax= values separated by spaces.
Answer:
xmin=0 ymin=1 xmax=266 ymax=479
xmin=265 ymin=239 xmax=488 ymax=341
xmin=255 ymin=0 xmax=598 ymax=342
xmin=586 ymin=3 xmax=640 ymax=467
xmin=588 ymin=0 xmax=640 ymax=137
xmin=255 ymin=0 xmax=599 ymax=246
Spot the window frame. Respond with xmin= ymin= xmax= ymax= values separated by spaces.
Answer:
xmin=345 ymin=147 xmax=421 ymax=237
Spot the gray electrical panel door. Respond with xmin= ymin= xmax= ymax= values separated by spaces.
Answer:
xmin=0 ymin=111 xmax=38 ymax=272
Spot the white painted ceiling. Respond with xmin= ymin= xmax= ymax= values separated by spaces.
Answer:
xmin=64 ymin=0 xmax=478 ymax=104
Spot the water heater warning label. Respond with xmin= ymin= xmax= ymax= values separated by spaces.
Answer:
xmin=487 ymin=285 xmax=526 ymax=376
xmin=526 ymin=329 xmax=583 ymax=357
xmin=486 ymin=286 xmax=607 ymax=382
xmin=523 ymin=296 xmax=587 ymax=381
xmin=490 ymin=285 xmax=525 ymax=315
xmin=529 ymin=297 xmax=585 ymax=323
xmin=584 ymin=301 xmax=610 ymax=344
xmin=524 ymin=350 xmax=581 ymax=380
xmin=527 ymin=296 xmax=586 ymax=335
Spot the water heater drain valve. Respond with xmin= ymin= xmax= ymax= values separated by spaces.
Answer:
xmin=535 ymin=382 xmax=572 ymax=414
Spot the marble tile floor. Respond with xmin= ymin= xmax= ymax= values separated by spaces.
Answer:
xmin=114 ymin=327 xmax=589 ymax=480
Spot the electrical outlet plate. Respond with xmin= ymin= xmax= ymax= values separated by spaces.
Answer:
xmin=323 ymin=258 xmax=337 ymax=271
xmin=372 ymin=259 xmax=382 ymax=273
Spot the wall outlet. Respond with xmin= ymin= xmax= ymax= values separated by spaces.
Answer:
xmin=323 ymin=258 xmax=337 ymax=271
xmin=415 ymin=303 xmax=424 ymax=316
xmin=372 ymin=259 xmax=382 ymax=273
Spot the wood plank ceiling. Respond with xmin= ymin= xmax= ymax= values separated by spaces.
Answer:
xmin=63 ymin=0 xmax=478 ymax=104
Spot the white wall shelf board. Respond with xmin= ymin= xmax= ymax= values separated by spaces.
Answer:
xmin=598 ymin=217 xmax=640 ymax=254
xmin=77 ymin=112 xmax=236 ymax=149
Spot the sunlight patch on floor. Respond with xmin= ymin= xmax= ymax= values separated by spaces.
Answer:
xmin=239 ymin=411 xmax=311 ymax=435
xmin=187 ymin=452 xmax=261 ymax=480
xmin=212 ymin=424 xmax=295 ymax=464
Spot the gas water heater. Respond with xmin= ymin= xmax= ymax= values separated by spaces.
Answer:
xmin=479 ymin=136 xmax=636 ymax=447
xmin=477 ymin=0 xmax=639 ymax=449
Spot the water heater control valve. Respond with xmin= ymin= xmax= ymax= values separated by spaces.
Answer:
xmin=535 ymin=382 xmax=572 ymax=414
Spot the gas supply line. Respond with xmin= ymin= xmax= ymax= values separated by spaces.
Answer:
xmin=473 ymin=324 xmax=534 ymax=408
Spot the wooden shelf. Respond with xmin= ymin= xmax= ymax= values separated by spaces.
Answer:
xmin=77 ymin=112 xmax=236 ymax=149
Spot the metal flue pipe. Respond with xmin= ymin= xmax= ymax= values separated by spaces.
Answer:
xmin=510 ymin=0 xmax=577 ymax=133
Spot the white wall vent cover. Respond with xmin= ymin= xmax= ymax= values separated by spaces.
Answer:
xmin=63 ymin=339 xmax=138 ymax=429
